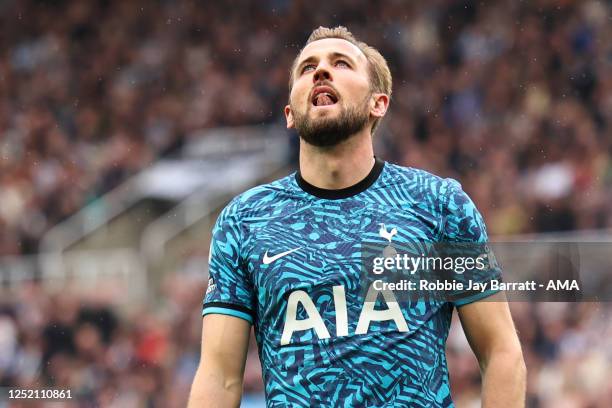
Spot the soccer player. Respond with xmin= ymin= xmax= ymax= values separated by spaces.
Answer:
xmin=188 ymin=26 xmax=526 ymax=407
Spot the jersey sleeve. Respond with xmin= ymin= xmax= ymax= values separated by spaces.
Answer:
xmin=441 ymin=178 xmax=503 ymax=307
xmin=202 ymin=199 xmax=256 ymax=323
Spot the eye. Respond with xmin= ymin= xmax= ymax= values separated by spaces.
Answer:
xmin=301 ymin=64 xmax=316 ymax=74
xmin=335 ymin=60 xmax=350 ymax=68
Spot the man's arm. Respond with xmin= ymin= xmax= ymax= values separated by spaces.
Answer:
xmin=188 ymin=314 xmax=252 ymax=408
xmin=457 ymin=293 xmax=526 ymax=408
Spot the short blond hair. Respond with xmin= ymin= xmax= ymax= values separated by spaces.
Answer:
xmin=289 ymin=26 xmax=393 ymax=134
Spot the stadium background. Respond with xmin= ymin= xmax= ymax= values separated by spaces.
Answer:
xmin=0 ymin=0 xmax=611 ymax=406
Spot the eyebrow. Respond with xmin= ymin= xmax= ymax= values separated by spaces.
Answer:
xmin=295 ymin=51 xmax=357 ymax=74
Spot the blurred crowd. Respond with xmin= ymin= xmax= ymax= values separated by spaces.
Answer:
xmin=447 ymin=301 xmax=612 ymax=407
xmin=1 ymin=0 xmax=612 ymax=406
xmin=1 ymin=0 xmax=612 ymax=256
xmin=0 ymin=275 xmax=205 ymax=408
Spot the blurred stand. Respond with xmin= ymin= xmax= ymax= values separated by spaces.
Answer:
xmin=1 ymin=125 xmax=290 ymax=407
xmin=1 ymin=0 xmax=611 ymax=406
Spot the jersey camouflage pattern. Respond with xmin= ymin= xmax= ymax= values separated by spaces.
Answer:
xmin=203 ymin=158 xmax=500 ymax=407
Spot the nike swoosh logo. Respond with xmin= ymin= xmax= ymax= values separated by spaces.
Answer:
xmin=263 ymin=247 xmax=301 ymax=265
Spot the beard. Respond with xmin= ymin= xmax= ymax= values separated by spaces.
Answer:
xmin=291 ymin=94 xmax=370 ymax=147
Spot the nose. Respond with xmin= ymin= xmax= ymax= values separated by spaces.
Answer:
xmin=313 ymin=64 xmax=332 ymax=83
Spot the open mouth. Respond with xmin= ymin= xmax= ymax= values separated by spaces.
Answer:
xmin=311 ymin=86 xmax=339 ymax=107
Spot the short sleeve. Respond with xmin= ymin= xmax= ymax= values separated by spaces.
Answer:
xmin=202 ymin=200 xmax=256 ymax=323
xmin=441 ymin=178 xmax=502 ymax=307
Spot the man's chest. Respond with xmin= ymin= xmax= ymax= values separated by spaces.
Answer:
xmin=242 ymin=201 xmax=442 ymax=299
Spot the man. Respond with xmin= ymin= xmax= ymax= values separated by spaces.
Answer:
xmin=189 ymin=26 xmax=526 ymax=407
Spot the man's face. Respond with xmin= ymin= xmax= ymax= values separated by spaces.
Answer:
xmin=285 ymin=38 xmax=373 ymax=147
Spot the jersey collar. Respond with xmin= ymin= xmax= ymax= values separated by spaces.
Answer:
xmin=295 ymin=157 xmax=385 ymax=200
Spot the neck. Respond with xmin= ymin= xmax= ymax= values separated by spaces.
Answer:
xmin=298 ymin=128 xmax=375 ymax=189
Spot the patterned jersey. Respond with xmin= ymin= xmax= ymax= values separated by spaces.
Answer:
xmin=203 ymin=158 xmax=499 ymax=407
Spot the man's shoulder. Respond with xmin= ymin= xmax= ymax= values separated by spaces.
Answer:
xmin=382 ymin=161 xmax=459 ymax=198
xmin=218 ymin=173 xmax=297 ymax=220
xmin=384 ymin=161 xmax=443 ymax=181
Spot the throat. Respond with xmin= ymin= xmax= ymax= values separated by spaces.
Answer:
xmin=300 ymin=154 xmax=377 ymax=190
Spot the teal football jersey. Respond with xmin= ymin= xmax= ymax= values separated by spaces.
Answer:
xmin=203 ymin=158 xmax=500 ymax=407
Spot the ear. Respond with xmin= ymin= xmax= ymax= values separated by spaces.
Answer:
xmin=284 ymin=105 xmax=295 ymax=129
xmin=370 ymin=93 xmax=389 ymax=120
